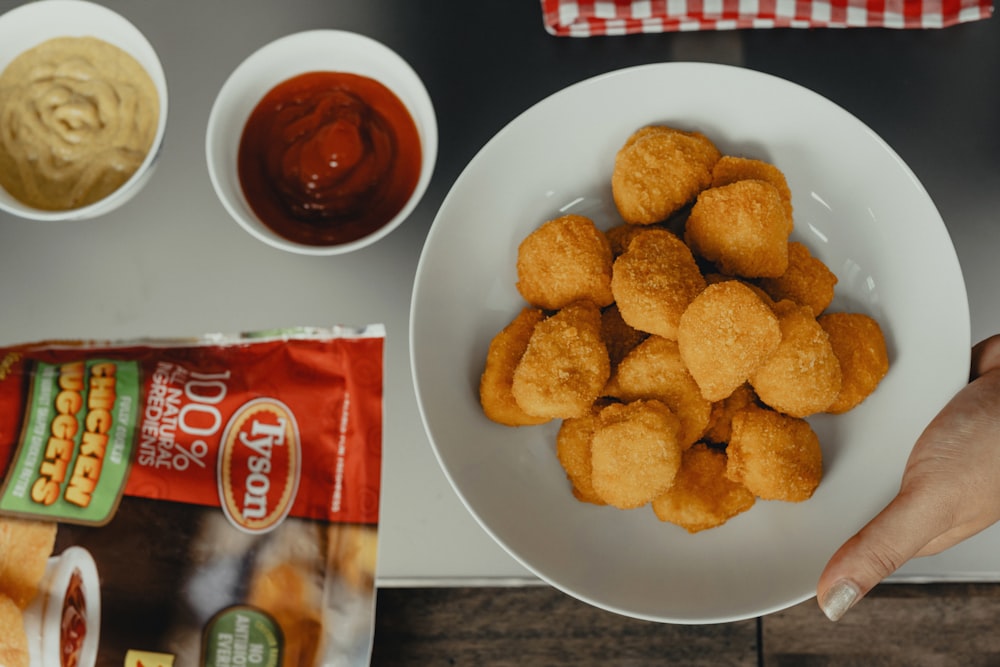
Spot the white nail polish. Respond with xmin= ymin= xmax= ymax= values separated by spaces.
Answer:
xmin=820 ymin=579 xmax=860 ymax=621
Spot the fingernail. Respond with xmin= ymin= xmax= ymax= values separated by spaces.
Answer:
xmin=820 ymin=579 xmax=860 ymax=622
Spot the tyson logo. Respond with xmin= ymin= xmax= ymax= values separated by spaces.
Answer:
xmin=217 ymin=398 xmax=301 ymax=533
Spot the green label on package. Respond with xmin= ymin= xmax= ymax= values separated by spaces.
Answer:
xmin=203 ymin=606 xmax=282 ymax=667
xmin=0 ymin=359 xmax=139 ymax=525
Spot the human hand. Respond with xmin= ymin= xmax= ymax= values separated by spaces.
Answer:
xmin=816 ymin=333 xmax=1000 ymax=621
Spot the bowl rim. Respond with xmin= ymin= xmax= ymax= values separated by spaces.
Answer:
xmin=22 ymin=545 xmax=102 ymax=667
xmin=0 ymin=0 xmax=169 ymax=222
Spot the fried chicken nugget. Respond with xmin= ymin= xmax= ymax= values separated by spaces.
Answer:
xmin=606 ymin=222 xmax=661 ymax=258
xmin=330 ymin=524 xmax=379 ymax=593
xmin=726 ymin=405 xmax=823 ymax=502
xmin=480 ymin=307 xmax=550 ymax=426
xmin=684 ymin=180 xmax=791 ymax=278
xmin=247 ymin=561 xmax=323 ymax=665
xmin=0 ymin=516 xmax=57 ymax=608
xmin=601 ymin=303 xmax=648 ymax=372
xmin=516 ymin=214 xmax=614 ymax=310
xmin=612 ymin=126 xmax=721 ymax=225
xmin=611 ymin=229 xmax=706 ymax=340
xmin=556 ymin=407 xmax=607 ymax=505
xmin=703 ymin=272 xmax=775 ymax=307
xmin=652 ymin=443 xmax=756 ymax=533
xmin=590 ymin=400 xmax=683 ymax=509
xmin=758 ymin=241 xmax=838 ymax=317
xmin=677 ymin=281 xmax=782 ymax=402
xmin=711 ymin=155 xmax=794 ymax=226
xmin=818 ymin=312 xmax=890 ymax=414
xmin=603 ymin=336 xmax=711 ymax=448
xmin=750 ymin=300 xmax=842 ymax=418
xmin=511 ymin=301 xmax=610 ymax=419
xmin=703 ymin=383 xmax=758 ymax=445
xmin=0 ymin=594 xmax=29 ymax=667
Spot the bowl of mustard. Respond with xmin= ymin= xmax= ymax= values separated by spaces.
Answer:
xmin=0 ymin=0 xmax=168 ymax=221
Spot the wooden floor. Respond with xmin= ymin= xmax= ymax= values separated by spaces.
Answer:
xmin=371 ymin=583 xmax=1000 ymax=666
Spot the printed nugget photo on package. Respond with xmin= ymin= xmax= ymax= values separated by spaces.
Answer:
xmin=0 ymin=325 xmax=385 ymax=667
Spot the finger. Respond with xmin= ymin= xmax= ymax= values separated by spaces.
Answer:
xmin=971 ymin=334 xmax=1000 ymax=379
xmin=915 ymin=522 xmax=986 ymax=558
xmin=816 ymin=488 xmax=950 ymax=621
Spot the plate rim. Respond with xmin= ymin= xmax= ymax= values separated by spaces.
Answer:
xmin=409 ymin=61 xmax=971 ymax=624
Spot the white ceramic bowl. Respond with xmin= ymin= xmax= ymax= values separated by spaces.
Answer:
xmin=0 ymin=0 xmax=168 ymax=221
xmin=23 ymin=546 xmax=101 ymax=667
xmin=411 ymin=62 xmax=970 ymax=624
xmin=206 ymin=30 xmax=438 ymax=256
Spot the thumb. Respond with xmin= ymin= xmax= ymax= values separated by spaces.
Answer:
xmin=816 ymin=488 xmax=948 ymax=621
xmin=972 ymin=333 xmax=1000 ymax=379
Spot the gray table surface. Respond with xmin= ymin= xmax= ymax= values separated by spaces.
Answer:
xmin=0 ymin=0 xmax=998 ymax=585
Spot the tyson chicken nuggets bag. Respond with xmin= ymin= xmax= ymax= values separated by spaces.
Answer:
xmin=0 ymin=326 xmax=384 ymax=667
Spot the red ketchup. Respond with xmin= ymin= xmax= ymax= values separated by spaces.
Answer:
xmin=238 ymin=71 xmax=422 ymax=246
xmin=60 ymin=569 xmax=87 ymax=667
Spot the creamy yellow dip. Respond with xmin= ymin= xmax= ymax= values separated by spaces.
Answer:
xmin=0 ymin=36 xmax=160 ymax=210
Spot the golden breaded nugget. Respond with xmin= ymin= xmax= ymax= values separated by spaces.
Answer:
xmin=601 ymin=303 xmax=648 ymax=372
xmin=330 ymin=524 xmax=379 ymax=593
xmin=556 ymin=408 xmax=606 ymax=505
xmin=703 ymin=273 xmax=776 ymax=307
xmin=685 ymin=180 xmax=791 ymax=278
xmin=677 ymin=281 xmax=781 ymax=402
xmin=711 ymin=155 xmax=794 ymax=225
xmin=0 ymin=516 xmax=56 ymax=608
xmin=0 ymin=593 xmax=28 ymax=667
xmin=516 ymin=214 xmax=614 ymax=310
xmin=704 ymin=383 xmax=758 ymax=445
xmin=651 ymin=443 xmax=755 ymax=533
xmin=819 ymin=312 xmax=890 ymax=414
xmin=619 ymin=125 xmax=668 ymax=150
xmin=248 ymin=560 xmax=323 ymax=665
xmin=480 ymin=308 xmax=550 ymax=426
xmin=759 ymin=241 xmax=838 ymax=317
xmin=726 ymin=405 xmax=823 ymax=502
xmin=612 ymin=126 xmax=721 ymax=225
xmin=750 ymin=301 xmax=842 ymax=418
xmin=590 ymin=400 xmax=682 ymax=509
xmin=606 ymin=220 xmax=686 ymax=257
xmin=605 ymin=222 xmax=662 ymax=258
xmin=603 ymin=336 xmax=711 ymax=448
xmin=611 ymin=229 xmax=706 ymax=340
xmin=511 ymin=301 xmax=610 ymax=419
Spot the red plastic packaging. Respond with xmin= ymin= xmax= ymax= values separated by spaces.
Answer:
xmin=0 ymin=326 xmax=384 ymax=667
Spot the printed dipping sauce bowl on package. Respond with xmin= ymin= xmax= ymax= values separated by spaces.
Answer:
xmin=0 ymin=326 xmax=385 ymax=667
xmin=0 ymin=0 xmax=168 ymax=221
xmin=206 ymin=29 xmax=438 ymax=255
xmin=22 ymin=546 xmax=101 ymax=667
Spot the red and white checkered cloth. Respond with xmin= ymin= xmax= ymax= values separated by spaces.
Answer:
xmin=542 ymin=0 xmax=993 ymax=35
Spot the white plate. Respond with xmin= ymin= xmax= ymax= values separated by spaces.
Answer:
xmin=410 ymin=62 xmax=969 ymax=624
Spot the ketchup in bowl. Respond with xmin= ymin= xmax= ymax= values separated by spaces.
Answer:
xmin=238 ymin=71 xmax=422 ymax=247
xmin=60 ymin=568 xmax=87 ymax=667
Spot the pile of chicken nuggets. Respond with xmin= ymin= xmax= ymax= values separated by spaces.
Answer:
xmin=479 ymin=125 xmax=890 ymax=533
